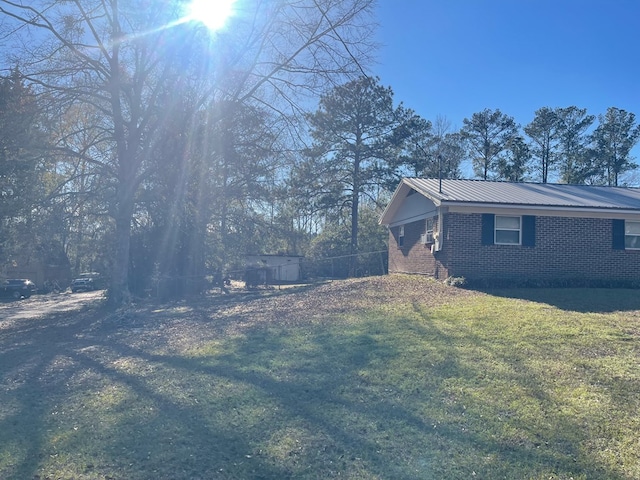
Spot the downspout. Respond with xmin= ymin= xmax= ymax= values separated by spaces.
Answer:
xmin=434 ymin=207 xmax=445 ymax=279
xmin=435 ymin=207 xmax=444 ymax=252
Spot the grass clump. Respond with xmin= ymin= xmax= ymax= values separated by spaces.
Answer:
xmin=0 ymin=276 xmax=639 ymax=479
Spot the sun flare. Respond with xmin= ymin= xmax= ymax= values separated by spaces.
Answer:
xmin=188 ymin=0 xmax=236 ymax=31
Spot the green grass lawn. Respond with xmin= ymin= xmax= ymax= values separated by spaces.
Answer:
xmin=1 ymin=276 xmax=639 ymax=479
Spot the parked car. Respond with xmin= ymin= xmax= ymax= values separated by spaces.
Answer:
xmin=71 ymin=272 xmax=101 ymax=293
xmin=1 ymin=279 xmax=36 ymax=300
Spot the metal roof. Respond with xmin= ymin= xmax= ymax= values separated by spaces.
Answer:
xmin=404 ymin=178 xmax=640 ymax=210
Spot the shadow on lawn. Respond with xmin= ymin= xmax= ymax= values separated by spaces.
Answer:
xmin=409 ymin=302 xmax=629 ymax=479
xmin=0 ymin=304 xmax=296 ymax=479
xmin=480 ymin=287 xmax=640 ymax=313
xmin=0 ymin=292 xmax=631 ymax=479
xmin=1 ymin=303 xmax=428 ymax=479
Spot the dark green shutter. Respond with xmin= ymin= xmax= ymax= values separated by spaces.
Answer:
xmin=612 ymin=219 xmax=625 ymax=250
xmin=522 ymin=215 xmax=536 ymax=247
xmin=481 ymin=214 xmax=495 ymax=245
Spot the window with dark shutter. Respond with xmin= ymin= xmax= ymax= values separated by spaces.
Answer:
xmin=481 ymin=214 xmax=495 ymax=245
xmin=522 ymin=215 xmax=536 ymax=247
xmin=612 ymin=219 xmax=625 ymax=250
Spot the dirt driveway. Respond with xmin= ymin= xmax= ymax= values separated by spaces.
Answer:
xmin=0 ymin=291 xmax=105 ymax=325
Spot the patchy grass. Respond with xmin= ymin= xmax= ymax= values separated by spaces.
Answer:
xmin=1 ymin=276 xmax=639 ymax=479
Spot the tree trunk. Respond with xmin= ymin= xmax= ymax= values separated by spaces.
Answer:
xmin=108 ymin=198 xmax=133 ymax=306
xmin=350 ymin=150 xmax=360 ymax=277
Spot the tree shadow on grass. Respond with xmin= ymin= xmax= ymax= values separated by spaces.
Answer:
xmin=409 ymin=301 xmax=633 ymax=479
xmin=478 ymin=287 xmax=640 ymax=313
xmin=0 ymin=292 xmax=633 ymax=479
xmin=0 ymin=303 xmax=294 ymax=480
xmin=4 ymin=295 xmax=430 ymax=479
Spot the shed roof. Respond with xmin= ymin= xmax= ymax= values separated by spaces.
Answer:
xmin=380 ymin=178 xmax=640 ymax=225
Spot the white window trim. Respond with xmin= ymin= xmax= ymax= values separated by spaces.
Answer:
xmin=495 ymin=215 xmax=521 ymax=245
xmin=398 ymin=225 xmax=405 ymax=247
xmin=424 ymin=217 xmax=434 ymax=243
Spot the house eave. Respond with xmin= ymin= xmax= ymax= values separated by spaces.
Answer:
xmin=443 ymin=201 xmax=640 ymax=219
xmin=381 ymin=178 xmax=640 ymax=226
xmin=379 ymin=179 xmax=443 ymax=225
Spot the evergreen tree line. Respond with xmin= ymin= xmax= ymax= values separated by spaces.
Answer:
xmin=0 ymin=0 xmax=638 ymax=303
xmin=460 ymin=105 xmax=640 ymax=186
xmin=292 ymin=76 xmax=640 ymax=277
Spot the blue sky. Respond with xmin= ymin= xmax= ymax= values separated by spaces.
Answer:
xmin=374 ymin=0 xmax=639 ymax=137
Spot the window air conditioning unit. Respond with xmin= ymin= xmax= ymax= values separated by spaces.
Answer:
xmin=420 ymin=233 xmax=434 ymax=245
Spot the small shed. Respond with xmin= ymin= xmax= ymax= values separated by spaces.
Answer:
xmin=244 ymin=254 xmax=303 ymax=283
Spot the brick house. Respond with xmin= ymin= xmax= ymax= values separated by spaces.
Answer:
xmin=379 ymin=178 xmax=640 ymax=285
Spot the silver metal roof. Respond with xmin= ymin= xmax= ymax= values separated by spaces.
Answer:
xmin=404 ymin=178 xmax=640 ymax=210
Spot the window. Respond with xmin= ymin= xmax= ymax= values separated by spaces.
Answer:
xmin=495 ymin=215 xmax=521 ymax=245
xmin=483 ymin=214 xmax=535 ymax=247
xmin=625 ymin=221 xmax=640 ymax=249
xmin=398 ymin=225 xmax=405 ymax=247
xmin=424 ymin=217 xmax=434 ymax=243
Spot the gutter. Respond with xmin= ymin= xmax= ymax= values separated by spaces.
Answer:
xmin=441 ymin=201 xmax=640 ymax=219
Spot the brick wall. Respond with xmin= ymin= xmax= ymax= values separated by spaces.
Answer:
xmin=387 ymin=217 xmax=449 ymax=278
xmin=443 ymin=212 xmax=640 ymax=283
xmin=388 ymin=212 xmax=640 ymax=283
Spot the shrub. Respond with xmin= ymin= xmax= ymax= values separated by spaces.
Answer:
xmin=444 ymin=276 xmax=467 ymax=287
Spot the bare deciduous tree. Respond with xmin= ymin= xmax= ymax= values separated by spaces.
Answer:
xmin=0 ymin=0 xmax=375 ymax=305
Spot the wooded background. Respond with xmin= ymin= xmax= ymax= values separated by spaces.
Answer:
xmin=1 ymin=0 xmax=638 ymax=303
